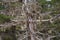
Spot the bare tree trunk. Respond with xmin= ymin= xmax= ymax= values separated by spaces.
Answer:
xmin=23 ymin=0 xmax=36 ymax=40
xmin=29 ymin=21 xmax=35 ymax=40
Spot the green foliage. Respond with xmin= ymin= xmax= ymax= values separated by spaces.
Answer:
xmin=16 ymin=25 xmax=21 ymax=30
xmin=0 ymin=3 xmax=5 ymax=10
xmin=38 ymin=0 xmax=47 ymax=5
xmin=51 ymin=0 xmax=60 ymax=3
xmin=3 ymin=35 xmax=13 ymax=40
xmin=43 ymin=15 xmax=51 ymax=19
xmin=0 ymin=14 xmax=11 ymax=23
xmin=53 ymin=37 xmax=60 ymax=40
xmin=10 ymin=2 xmax=22 ymax=7
xmin=38 ymin=0 xmax=52 ymax=12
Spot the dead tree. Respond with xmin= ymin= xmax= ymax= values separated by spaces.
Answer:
xmin=22 ymin=0 xmax=42 ymax=40
xmin=0 ymin=0 xmax=60 ymax=40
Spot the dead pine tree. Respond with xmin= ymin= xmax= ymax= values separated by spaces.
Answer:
xmin=0 ymin=0 xmax=59 ymax=40
xmin=22 ymin=0 xmax=42 ymax=40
